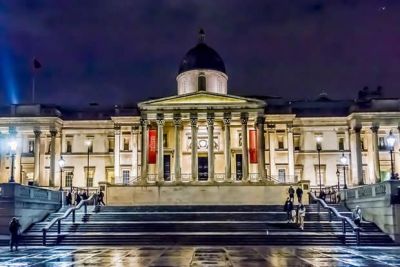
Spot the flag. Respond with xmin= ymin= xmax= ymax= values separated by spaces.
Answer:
xmin=33 ymin=58 xmax=42 ymax=69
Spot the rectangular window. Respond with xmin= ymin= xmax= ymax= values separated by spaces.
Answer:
xmin=378 ymin=137 xmax=386 ymax=150
xmin=238 ymin=132 xmax=242 ymax=147
xmin=338 ymin=137 xmax=345 ymax=151
xmin=314 ymin=165 xmax=326 ymax=186
xmin=277 ymin=135 xmax=284 ymax=149
xmin=122 ymin=170 xmax=130 ymax=185
xmin=108 ymin=138 xmax=114 ymax=152
xmin=85 ymin=167 xmax=95 ymax=187
xmin=65 ymin=171 xmax=73 ymax=187
xmin=66 ymin=140 xmax=72 ymax=153
xmin=361 ymin=137 xmax=366 ymax=151
xmin=163 ymin=133 xmax=168 ymax=148
xmin=123 ymin=137 xmax=130 ymax=151
xmin=294 ymin=136 xmax=300 ymax=151
xmin=28 ymin=140 xmax=34 ymax=153
xmin=278 ymin=169 xmax=286 ymax=183
xmin=106 ymin=168 xmax=115 ymax=184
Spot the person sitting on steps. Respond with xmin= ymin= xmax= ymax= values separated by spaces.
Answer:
xmin=352 ymin=206 xmax=362 ymax=227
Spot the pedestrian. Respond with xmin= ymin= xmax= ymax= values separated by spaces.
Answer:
xmin=9 ymin=217 xmax=21 ymax=252
xmin=75 ymin=191 xmax=82 ymax=205
xmin=298 ymin=204 xmax=306 ymax=231
xmin=296 ymin=186 xmax=303 ymax=204
xmin=66 ymin=191 xmax=72 ymax=206
xmin=337 ymin=192 xmax=341 ymax=204
xmin=82 ymin=191 xmax=88 ymax=200
xmin=283 ymin=197 xmax=293 ymax=223
xmin=352 ymin=206 xmax=362 ymax=227
xmin=288 ymin=186 xmax=295 ymax=202
xmin=331 ymin=189 xmax=337 ymax=204
xmin=98 ymin=189 xmax=106 ymax=206
xmin=319 ymin=189 xmax=326 ymax=202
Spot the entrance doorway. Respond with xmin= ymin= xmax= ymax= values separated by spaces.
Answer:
xmin=164 ymin=155 xmax=171 ymax=181
xmin=198 ymin=156 xmax=208 ymax=181
xmin=236 ymin=154 xmax=243 ymax=180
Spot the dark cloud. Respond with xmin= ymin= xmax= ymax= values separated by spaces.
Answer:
xmin=0 ymin=0 xmax=399 ymax=107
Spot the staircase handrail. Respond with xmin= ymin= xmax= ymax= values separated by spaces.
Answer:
xmin=308 ymin=192 xmax=361 ymax=245
xmin=42 ymin=194 xmax=95 ymax=246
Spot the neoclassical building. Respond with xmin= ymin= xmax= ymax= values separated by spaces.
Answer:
xmin=0 ymin=31 xmax=399 ymax=190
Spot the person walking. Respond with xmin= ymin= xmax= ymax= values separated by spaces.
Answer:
xmin=352 ymin=206 xmax=362 ymax=227
xmin=75 ymin=191 xmax=82 ymax=205
xmin=66 ymin=191 xmax=72 ymax=206
xmin=98 ymin=190 xmax=106 ymax=206
xmin=288 ymin=186 xmax=295 ymax=202
xmin=296 ymin=187 xmax=303 ymax=204
xmin=82 ymin=191 xmax=88 ymax=201
xmin=283 ymin=197 xmax=293 ymax=223
xmin=298 ymin=204 xmax=306 ymax=231
xmin=9 ymin=217 xmax=21 ymax=252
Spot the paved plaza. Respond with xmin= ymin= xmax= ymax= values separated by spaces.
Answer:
xmin=0 ymin=246 xmax=399 ymax=266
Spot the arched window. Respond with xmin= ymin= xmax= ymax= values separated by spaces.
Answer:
xmin=198 ymin=73 xmax=206 ymax=91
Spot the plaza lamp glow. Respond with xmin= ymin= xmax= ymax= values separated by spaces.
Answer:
xmin=58 ymin=157 xmax=65 ymax=191
xmin=8 ymin=138 xmax=17 ymax=183
xmin=340 ymin=153 xmax=348 ymax=189
xmin=387 ymin=131 xmax=396 ymax=179
xmin=315 ymin=135 xmax=323 ymax=192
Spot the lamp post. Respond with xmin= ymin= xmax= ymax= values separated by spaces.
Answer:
xmin=340 ymin=153 xmax=348 ymax=189
xmin=85 ymin=139 xmax=92 ymax=194
xmin=8 ymin=139 xmax=17 ymax=183
xmin=58 ymin=157 xmax=65 ymax=191
xmin=387 ymin=131 xmax=396 ymax=179
xmin=336 ymin=168 xmax=340 ymax=193
xmin=316 ymin=135 xmax=323 ymax=192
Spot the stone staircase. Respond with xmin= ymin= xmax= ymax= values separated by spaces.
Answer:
xmin=20 ymin=204 xmax=394 ymax=246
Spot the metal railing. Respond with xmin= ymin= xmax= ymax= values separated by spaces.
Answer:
xmin=42 ymin=194 xmax=96 ymax=246
xmin=308 ymin=192 xmax=360 ymax=245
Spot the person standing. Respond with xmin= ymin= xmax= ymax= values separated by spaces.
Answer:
xmin=66 ymin=191 xmax=72 ymax=206
xmin=298 ymin=204 xmax=306 ymax=231
xmin=296 ymin=187 xmax=303 ymax=204
xmin=9 ymin=217 xmax=21 ymax=252
xmin=75 ymin=191 xmax=82 ymax=205
xmin=283 ymin=197 xmax=293 ymax=223
xmin=288 ymin=186 xmax=295 ymax=202
xmin=98 ymin=190 xmax=106 ymax=206
xmin=352 ymin=206 xmax=362 ymax=227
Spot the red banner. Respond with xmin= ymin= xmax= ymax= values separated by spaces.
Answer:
xmin=148 ymin=129 xmax=157 ymax=164
xmin=249 ymin=129 xmax=257 ymax=163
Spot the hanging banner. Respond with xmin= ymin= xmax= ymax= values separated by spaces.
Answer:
xmin=249 ymin=129 xmax=258 ymax=163
xmin=148 ymin=129 xmax=157 ymax=164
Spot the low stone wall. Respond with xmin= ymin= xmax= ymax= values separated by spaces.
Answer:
xmin=101 ymin=181 xmax=310 ymax=206
xmin=343 ymin=180 xmax=400 ymax=242
xmin=0 ymin=183 xmax=61 ymax=235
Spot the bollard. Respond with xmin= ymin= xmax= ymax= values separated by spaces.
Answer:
xmin=72 ymin=209 xmax=75 ymax=223
xmin=84 ymin=202 xmax=87 ymax=214
xmin=42 ymin=229 xmax=46 ymax=246
xmin=58 ymin=220 xmax=61 ymax=234
xmin=329 ymin=210 xmax=332 ymax=222
xmin=342 ymin=219 xmax=346 ymax=234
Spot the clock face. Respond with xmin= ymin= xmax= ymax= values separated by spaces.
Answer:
xmin=199 ymin=139 xmax=208 ymax=148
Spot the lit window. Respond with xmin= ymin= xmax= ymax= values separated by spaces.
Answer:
xmin=123 ymin=137 xmax=130 ymax=151
xmin=294 ymin=136 xmax=300 ymax=151
xmin=28 ymin=140 xmax=34 ymax=153
xmin=277 ymin=135 xmax=284 ymax=149
xmin=122 ymin=170 xmax=130 ymax=185
xmin=338 ymin=137 xmax=344 ymax=151
xmin=108 ymin=138 xmax=114 ymax=152
xmin=65 ymin=171 xmax=73 ymax=187
xmin=66 ymin=140 xmax=72 ymax=153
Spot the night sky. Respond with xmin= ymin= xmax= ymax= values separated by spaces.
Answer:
xmin=0 ymin=0 xmax=399 ymax=108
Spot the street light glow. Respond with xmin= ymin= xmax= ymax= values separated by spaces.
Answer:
xmin=340 ymin=154 xmax=348 ymax=165
xmin=85 ymin=139 xmax=92 ymax=146
xmin=58 ymin=157 xmax=65 ymax=168
xmin=387 ymin=131 xmax=396 ymax=149
xmin=8 ymin=139 xmax=17 ymax=152
xmin=315 ymin=135 xmax=323 ymax=143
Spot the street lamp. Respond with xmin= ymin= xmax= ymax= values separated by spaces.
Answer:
xmin=58 ymin=157 xmax=65 ymax=191
xmin=316 ymin=135 xmax=323 ymax=192
xmin=340 ymin=153 xmax=348 ymax=189
xmin=8 ymin=139 xmax=17 ymax=183
xmin=85 ymin=139 xmax=92 ymax=194
xmin=387 ymin=131 xmax=396 ymax=179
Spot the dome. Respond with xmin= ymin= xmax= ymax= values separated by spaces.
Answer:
xmin=178 ymin=29 xmax=226 ymax=75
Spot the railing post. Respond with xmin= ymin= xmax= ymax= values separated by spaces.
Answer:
xmin=42 ymin=229 xmax=46 ymax=246
xmin=329 ymin=210 xmax=332 ymax=222
xmin=317 ymin=201 xmax=320 ymax=214
xmin=356 ymin=229 xmax=360 ymax=246
xmin=57 ymin=220 xmax=61 ymax=234
xmin=84 ymin=202 xmax=87 ymax=214
xmin=72 ymin=209 xmax=75 ymax=223
xmin=342 ymin=219 xmax=346 ymax=234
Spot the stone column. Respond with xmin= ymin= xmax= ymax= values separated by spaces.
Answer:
xmin=114 ymin=125 xmax=121 ymax=184
xmin=33 ymin=129 xmax=41 ymax=185
xmin=371 ymin=125 xmax=381 ymax=183
xmin=131 ymin=125 xmax=139 ymax=181
xmin=49 ymin=129 xmax=57 ymax=187
xmin=241 ymin=113 xmax=249 ymax=181
xmin=156 ymin=115 xmax=165 ymax=182
xmin=268 ymin=125 xmax=277 ymax=177
xmin=190 ymin=114 xmax=198 ymax=181
xmin=256 ymin=115 xmax=266 ymax=180
xmin=350 ymin=126 xmax=363 ymax=185
xmin=223 ymin=113 xmax=231 ymax=181
xmin=173 ymin=115 xmax=182 ymax=182
xmin=287 ymin=125 xmax=295 ymax=181
xmin=207 ymin=113 xmax=215 ymax=182
xmin=140 ymin=119 xmax=148 ymax=182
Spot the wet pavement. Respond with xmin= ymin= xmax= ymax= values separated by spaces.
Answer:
xmin=0 ymin=246 xmax=399 ymax=266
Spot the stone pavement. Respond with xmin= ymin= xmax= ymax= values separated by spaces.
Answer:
xmin=0 ymin=246 xmax=399 ymax=266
